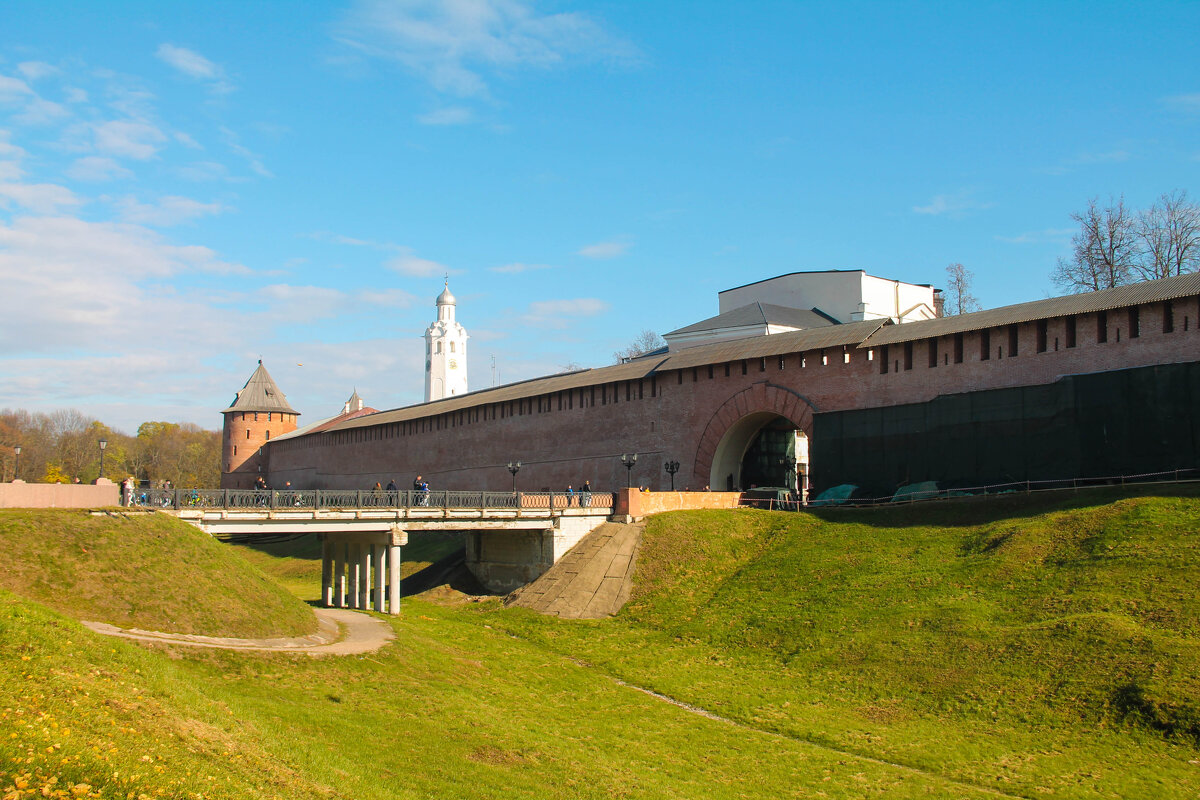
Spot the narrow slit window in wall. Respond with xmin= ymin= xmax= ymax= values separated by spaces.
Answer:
xmin=1066 ymin=316 xmax=1077 ymax=348
xmin=980 ymin=329 xmax=990 ymax=360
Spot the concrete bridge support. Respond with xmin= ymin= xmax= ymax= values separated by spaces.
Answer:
xmin=320 ymin=527 xmax=406 ymax=615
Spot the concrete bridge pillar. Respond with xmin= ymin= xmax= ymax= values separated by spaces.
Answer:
xmin=372 ymin=544 xmax=385 ymax=612
xmin=358 ymin=543 xmax=371 ymax=609
xmin=321 ymin=535 xmax=333 ymax=607
xmin=318 ymin=529 xmax=405 ymax=616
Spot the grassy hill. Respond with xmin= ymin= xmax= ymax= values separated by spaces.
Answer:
xmin=2 ymin=488 xmax=1199 ymax=798
xmin=0 ymin=509 xmax=316 ymax=638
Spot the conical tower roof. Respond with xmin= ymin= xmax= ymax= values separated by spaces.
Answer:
xmin=222 ymin=360 xmax=299 ymax=415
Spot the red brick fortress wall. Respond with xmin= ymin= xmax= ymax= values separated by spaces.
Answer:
xmin=263 ymin=295 xmax=1200 ymax=494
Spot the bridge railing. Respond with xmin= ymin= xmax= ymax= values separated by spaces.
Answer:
xmin=132 ymin=487 xmax=615 ymax=512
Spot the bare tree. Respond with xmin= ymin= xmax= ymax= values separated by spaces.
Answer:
xmin=613 ymin=329 xmax=666 ymax=363
xmin=1133 ymin=190 xmax=1200 ymax=281
xmin=1053 ymin=196 xmax=1138 ymax=293
xmin=943 ymin=263 xmax=980 ymax=315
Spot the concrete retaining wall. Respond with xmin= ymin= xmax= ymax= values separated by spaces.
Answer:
xmin=0 ymin=480 xmax=120 ymax=509
xmin=615 ymin=489 xmax=742 ymax=519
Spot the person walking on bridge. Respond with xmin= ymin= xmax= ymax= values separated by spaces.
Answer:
xmin=581 ymin=480 xmax=592 ymax=507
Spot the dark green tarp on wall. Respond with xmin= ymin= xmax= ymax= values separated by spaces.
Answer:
xmin=812 ymin=361 xmax=1200 ymax=497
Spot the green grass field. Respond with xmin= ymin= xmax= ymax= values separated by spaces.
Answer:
xmin=2 ymin=489 xmax=1199 ymax=798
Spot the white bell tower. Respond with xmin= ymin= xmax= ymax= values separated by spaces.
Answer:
xmin=424 ymin=279 xmax=469 ymax=402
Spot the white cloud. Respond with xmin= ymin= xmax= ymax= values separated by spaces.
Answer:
xmin=1162 ymin=93 xmax=1200 ymax=112
xmin=174 ymin=131 xmax=203 ymax=149
xmin=93 ymin=120 xmax=167 ymax=160
xmin=156 ymin=44 xmax=219 ymax=79
xmin=0 ymin=182 xmax=84 ymax=214
xmin=0 ymin=215 xmax=249 ymax=363
xmin=385 ymin=248 xmax=449 ymax=277
xmin=994 ymin=228 xmax=1075 ymax=244
xmin=219 ymin=126 xmax=272 ymax=178
xmin=0 ymin=162 xmax=23 ymax=181
xmin=112 ymin=194 xmax=229 ymax=226
xmin=16 ymin=62 xmax=58 ymax=81
xmin=0 ymin=131 xmax=26 ymax=159
xmin=417 ymin=106 xmax=473 ymax=125
xmin=523 ymin=297 xmax=609 ymax=327
xmin=155 ymin=44 xmax=234 ymax=94
xmin=64 ymin=87 xmax=88 ymax=104
xmin=337 ymin=0 xmax=639 ymax=97
xmin=175 ymin=161 xmax=231 ymax=182
xmin=0 ymin=74 xmax=33 ymax=101
xmin=358 ymin=288 xmax=418 ymax=307
xmin=912 ymin=191 xmax=991 ymax=217
xmin=66 ymin=156 xmax=134 ymax=181
xmin=490 ymin=262 xmax=552 ymax=273
xmin=577 ymin=239 xmax=630 ymax=259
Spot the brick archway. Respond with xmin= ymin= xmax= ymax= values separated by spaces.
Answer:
xmin=692 ymin=381 xmax=817 ymax=488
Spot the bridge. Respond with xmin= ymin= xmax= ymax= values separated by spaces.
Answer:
xmin=152 ymin=488 xmax=617 ymax=616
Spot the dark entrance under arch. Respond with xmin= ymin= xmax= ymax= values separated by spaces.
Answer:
xmin=709 ymin=412 xmax=809 ymax=495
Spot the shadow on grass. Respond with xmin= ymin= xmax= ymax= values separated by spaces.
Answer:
xmin=802 ymin=482 xmax=1200 ymax=530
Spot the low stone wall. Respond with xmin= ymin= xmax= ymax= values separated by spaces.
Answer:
xmin=615 ymin=489 xmax=742 ymax=520
xmin=0 ymin=480 xmax=120 ymax=509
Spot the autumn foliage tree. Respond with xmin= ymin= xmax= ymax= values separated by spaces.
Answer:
xmin=0 ymin=409 xmax=220 ymax=486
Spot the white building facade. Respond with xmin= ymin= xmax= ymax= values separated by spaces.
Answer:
xmin=424 ymin=282 xmax=469 ymax=402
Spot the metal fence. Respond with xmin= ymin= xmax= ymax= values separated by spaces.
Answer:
xmin=128 ymin=487 xmax=615 ymax=512
xmin=743 ymin=467 xmax=1200 ymax=510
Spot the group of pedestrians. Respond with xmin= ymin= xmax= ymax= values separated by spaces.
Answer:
xmin=564 ymin=480 xmax=594 ymax=507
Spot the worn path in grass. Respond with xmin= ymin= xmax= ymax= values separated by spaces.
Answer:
xmin=81 ymin=607 xmax=393 ymax=656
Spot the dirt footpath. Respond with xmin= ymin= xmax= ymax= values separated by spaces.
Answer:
xmin=81 ymin=608 xmax=394 ymax=656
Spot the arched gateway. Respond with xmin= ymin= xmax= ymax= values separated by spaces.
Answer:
xmin=692 ymin=382 xmax=815 ymax=494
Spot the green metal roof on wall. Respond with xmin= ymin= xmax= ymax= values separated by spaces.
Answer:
xmin=222 ymin=360 xmax=300 ymax=415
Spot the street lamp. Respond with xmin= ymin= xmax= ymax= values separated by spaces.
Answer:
xmin=98 ymin=438 xmax=108 ymax=481
xmin=664 ymin=460 xmax=680 ymax=491
xmin=12 ymin=445 xmax=20 ymax=482
xmin=507 ymin=461 xmax=521 ymax=493
xmin=620 ymin=453 xmax=638 ymax=489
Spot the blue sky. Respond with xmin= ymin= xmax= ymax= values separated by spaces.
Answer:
xmin=1 ymin=0 xmax=1197 ymax=432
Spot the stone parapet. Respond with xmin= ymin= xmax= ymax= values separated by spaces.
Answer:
xmin=0 ymin=481 xmax=120 ymax=508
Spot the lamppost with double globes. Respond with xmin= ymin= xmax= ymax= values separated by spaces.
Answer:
xmin=664 ymin=459 xmax=680 ymax=491
xmin=506 ymin=461 xmax=521 ymax=493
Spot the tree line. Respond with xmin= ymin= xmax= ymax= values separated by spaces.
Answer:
xmin=943 ymin=189 xmax=1198 ymax=316
xmin=0 ymin=409 xmax=221 ymax=487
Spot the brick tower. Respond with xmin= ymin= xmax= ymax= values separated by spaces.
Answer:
xmin=220 ymin=360 xmax=299 ymax=489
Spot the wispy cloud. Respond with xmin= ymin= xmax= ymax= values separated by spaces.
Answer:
xmin=0 ymin=182 xmax=84 ymax=214
xmin=93 ymin=120 xmax=167 ymax=160
xmin=219 ymin=126 xmax=271 ymax=178
xmin=577 ymin=239 xmax=630 ymax=259
xmin=1162 ymin=93 xmax=1200 ymax=113
xmin=994 ymin=228 xmax=1074 ymax=245
xmin=417 ymin=106 xmax=473 ymax=125
xmin=16 ymin=62 xmax=58 ymax=81
xmin=156 ymin=44 xmax=234 ymax=94
xmin=386 ymin=248 xmax=450 ymax=278
xmin=111 ymin=194 xmax=229 ymax=226
xmin=521 ymin=297 xmax=609 ymax=328
xmin=490 ymin=262 xmax=552 ymax=274
xmin=66 ymin=156 xmax=134 ymax=181
xmin=912 ymin=191 xmax=991 ymax=217
xmin=336 ymin=0 xmax=640 ymax=97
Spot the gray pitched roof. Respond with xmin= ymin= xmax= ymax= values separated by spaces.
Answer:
xmin=329 ymin=319 xmax=888 ymax=432
xmin=862 ymin=272 xmax=1200 ymax=347
xmin=222 ymin=361 xmax=299 ymax=415
xmin=665 ymin=302 xmax=839 ymax=337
